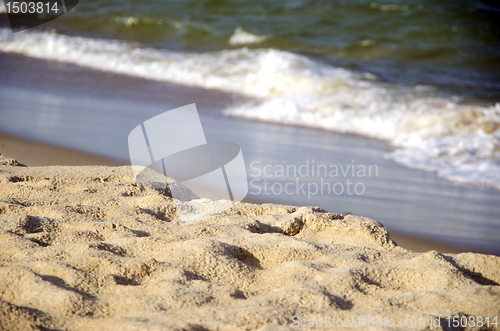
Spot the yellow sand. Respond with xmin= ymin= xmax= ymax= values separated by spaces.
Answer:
xmin=0 ymin=154 xmax=499 ymax=330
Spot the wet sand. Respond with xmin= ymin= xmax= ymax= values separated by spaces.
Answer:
xmin=0 ymin=132 xmax=465 ymax=254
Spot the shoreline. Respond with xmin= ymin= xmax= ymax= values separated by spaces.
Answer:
xmin=0 ymin=131 xmax=467 ymax=255
xmin=1 ymin=51 xmax=499 ymax=254
xmin=0 ymin=132 xmax=124 ymax=167
xmin=1 ymin=7 xmax=500 ymax=329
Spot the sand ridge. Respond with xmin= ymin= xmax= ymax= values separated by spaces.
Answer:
xmin=0 ymin=154 xmax=499 ymax=330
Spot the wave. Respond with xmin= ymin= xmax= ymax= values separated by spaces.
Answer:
xmin=369 ymin=2 xmax=410 ymax=12
xmin=113 ymin=16 xmax=181 ymax=29
xmin=229 ymin=27 xmax=268 ymax=45
xmin=0 ymin=28 xmax=499 ymax=189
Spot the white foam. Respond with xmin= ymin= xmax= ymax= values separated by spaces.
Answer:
xmin=370 ymin=2 xmax=410 ymax=12
xmin=115 ymin=16 xmax=140 ymax=28
xmin=229 ymin=27 xmax=268 ymax=45
xmin=226 ymin=99 xmax=500 ymax=189
xmin=0 ymin=28 xmax=498 ymax=189
xmin=113 ymin=16 xmax=171 ymax=28
xmin=0 ymin=28 xmax=331 ymax=98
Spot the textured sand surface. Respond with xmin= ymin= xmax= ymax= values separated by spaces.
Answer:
xmin=0 ymin=155 xmax=499 ymax=330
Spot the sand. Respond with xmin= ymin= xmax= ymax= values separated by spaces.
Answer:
xmin=0 ymin=153 xmax=499 ymax=330
xmin=0 ymin=132 xmax=471 ymax=254
xmin=0 ymin=133 xmax=123 ymax=167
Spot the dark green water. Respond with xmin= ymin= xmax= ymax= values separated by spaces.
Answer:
xmin=49 ymin=0 xmax=500 ymax=99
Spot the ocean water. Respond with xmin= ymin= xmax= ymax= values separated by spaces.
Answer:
xmin=0 ymin=0 xmax=499 ymax=190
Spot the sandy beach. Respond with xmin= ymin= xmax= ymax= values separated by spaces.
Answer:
xmin=0 ymin=133 xmax=122 ymax=167
xmin=1 ymin=1 xmax=499 ymax=327
xmin=1 ymin=151 xmax=499 ymax=330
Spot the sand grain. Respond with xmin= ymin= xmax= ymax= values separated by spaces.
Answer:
xmin=0 ymin=155 xmax=499 ymax=330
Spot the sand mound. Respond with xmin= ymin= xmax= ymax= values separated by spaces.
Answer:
xmin=0 ymin=155 xmax=499 ymax=330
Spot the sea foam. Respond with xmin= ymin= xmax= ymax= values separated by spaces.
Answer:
xmin=229 ymin=27 xmax=268 ymax=45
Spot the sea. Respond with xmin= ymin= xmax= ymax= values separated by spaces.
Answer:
xmin=0 ymin=0 xmax=499 ymax=252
